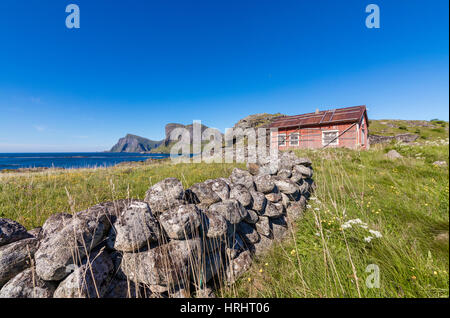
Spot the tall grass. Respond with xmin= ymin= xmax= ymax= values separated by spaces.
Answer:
xmin=227 ymin=144 xmax=449 ymax=297
xmin=0 ymin=144 xmax=448 ymax=297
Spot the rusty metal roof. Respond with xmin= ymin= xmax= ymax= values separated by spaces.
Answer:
xmin=270 ymin=105 xmax=368 ymax=129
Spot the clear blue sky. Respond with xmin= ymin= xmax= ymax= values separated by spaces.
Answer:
xmin=0 ymin=0 xmax=448 ymax=152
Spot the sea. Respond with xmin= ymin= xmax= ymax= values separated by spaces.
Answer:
xmin=0 ymin=153 xmax=170 ymax=171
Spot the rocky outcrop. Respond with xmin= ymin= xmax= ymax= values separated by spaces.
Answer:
xmin=0 ymin=151 xmax=314 ymax=298
xmin=369 ymin=133 xmax=419 ymax=144
xmin=109 ymin=134 xmax=163 ymax=153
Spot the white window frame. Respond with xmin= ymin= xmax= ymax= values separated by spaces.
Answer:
xmin=322 ymin=130 xmax=339 ymax=146
xmin=278 ymin=133 xmax=286 ymax=146
xmin=289 ymin=132 xmax=299 ymax=146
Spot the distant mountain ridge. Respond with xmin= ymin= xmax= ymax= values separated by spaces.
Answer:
xmin=109 ymin=134 xmax=163 ymax=153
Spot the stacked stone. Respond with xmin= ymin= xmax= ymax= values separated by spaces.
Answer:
xmin=0 ymin=151 xmax=314 ymax=298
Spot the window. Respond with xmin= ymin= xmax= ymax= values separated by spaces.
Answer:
xmin=322 ymin=130 xmax=339 ymax=146
xmin=361 ymin=128 xmax=365 ymax=145
xmin=278 ymin=133 xmax=286 ymax=146
xmin=290 ymin=132 xmax=299 ymax=146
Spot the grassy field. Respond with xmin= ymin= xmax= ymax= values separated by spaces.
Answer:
xmin=369 ymin=119 xmax=449 ymax=141
xmin=225 ymin=141 xmax=449 ymax=298
xmin=0 ymin=141 xmax=448 ymax=298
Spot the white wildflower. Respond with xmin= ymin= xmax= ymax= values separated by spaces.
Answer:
xmin=364 ymin=236 xmax=373 ymax=243
xmin=369 ymin=230 xmax=382 ymax=238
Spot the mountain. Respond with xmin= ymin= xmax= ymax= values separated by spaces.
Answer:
xmin=109 ymin=134 xmax=163 ymax=153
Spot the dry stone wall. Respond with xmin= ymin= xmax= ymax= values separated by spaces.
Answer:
xmin=0 ymin=151 xmax=315 ymax=298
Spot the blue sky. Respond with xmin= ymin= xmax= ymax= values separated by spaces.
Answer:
xmin=0 ymin=0 xmax=448 ymax=152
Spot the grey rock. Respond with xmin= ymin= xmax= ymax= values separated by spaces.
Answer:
xmin=252 ymin=234 xmax=273 ymax=256
xmin=249 ymin=190 xmax=267 ymax=213
xmin=255 ymin=216 xmax=271 ymax=237
xmin=209 ymin=200 xmax=248 ymax=224
xmin=293 ymin=165 xmax=313 ymax=178
xmin=230 ymin=184 xmax=252 ymax=207
xmin=277 ymin=168 xmax=292 ymax=179
xmin=0 ymin=268 xmax=57 ymax=298
xmin=113 ymin=201 xmax=161 ymax=252
xmin=253 ymin=174 xmax=275 ymax=193
xmin=202 ymin=209 xmax=228 ymax=239
xmin=263 ymin=201 xmax=284 ymax=218
xmin=35 ymin=202 xmax=117 ymax=281
xmin=144 ymin=178 xmax=185 ymax=214
xmin=270 ymin=216 xmax=288 ymax=241
xmin=110 ymin=251 xmax=127 ymax=281
xmin=53 ymin=250 xmax=114 ymax=298
xmin=41 ymin=213 xmax=72 ymax=239
xmin=230 ymin=168 xmax=254 ymax=189
xmin=244 ymin=209 xmax=259 ymax=224
xmin=297 ymin=157 xmax=312 ymax=167
xmin=27 ymin=227 xmax=43 ymax=240
xmin=386 ymin=149 xmax=403 ymax=159
xmin=290 ymin=170 xmax=303 ymax=183
xmin=0 ymin=238 xmax=38 ymax=287
xmin=209 ymin=179 xmax=231 ymax=201
xmin=121 ymin=238 xmax=201 ymax=288
xmin=265 ymin=192 xmax=282 ymax=203
xmin=159 ymin=204 xmax=201 ymax=239
xmin=280 ymin=193 xmax=290 ymax=208
xmin=103 ymin=277 xmax=137 ymax=298
xmin=188 ymin=182 xmax=221 ymax=206
xmin=272 ymin=177 xmax=298 ymax=194
xmin=237 ymin=222 xmax=260 ymax=244
xmin=286 ymin=198 xmax=307 ymax=221
xmin=0 ymin=218 xmax=31 ymax=247
xmin=225 ymin=250 xmax=252 ymax=284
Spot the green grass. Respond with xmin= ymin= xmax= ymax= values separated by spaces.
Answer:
xmin=226 ymin=144 xmax=449 ymax=298
xmin=369 ymin=119 xmax=449 ymax=141
xmin=0 ymin=162 xmax=243 ymax=229
xmin=0 ymin=143 xmax=448 ymax=298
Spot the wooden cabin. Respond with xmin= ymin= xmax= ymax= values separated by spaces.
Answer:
xmin=270 ymin=105 xmax=369 ymax=150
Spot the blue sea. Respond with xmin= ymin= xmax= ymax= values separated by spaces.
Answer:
xmin=0 ymin=153 xmax=170 ymax=170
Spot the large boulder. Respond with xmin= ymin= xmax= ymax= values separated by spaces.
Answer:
xmin=207 ymin=179 xmax=230 ymax=201
xmin=187 ymin=182 xmax=221 ymax=206
xmin=0 ymin=238 xmax=39 ymax=288
xmin=112 ymin=201 xmax=161 ymax=252
xmin=253 ymin=175 xmax=275 ymax=194
xmin=0 ymin=218 xmax=31 ymax=247
xmin=144 ymin=178 xmax=185 ymax=214
xmin=293 ymin=165 xmax=313 ymax=178
xmin=229 ymin=184 xmax=252 ymax=207
xmin=272 ymin=177 xmax=298 ymax=194
xmin=159 ymin=204 xmax=201 ymax=240
xmin=35 ymin=202 xmax=120 ymax=281
xmin=41 ymin=213 xmax=73 ymax=239
xmin=249 ymin=190 xmax=267 ymax=213
xmin=53 ymin=250 xmax=114 ymax=298
xmin=230 ymin=168 xmax=254 ymax=189
xmin=209 ymin=200 xmax=248 ymax=224
xmin=121 ymin=238 xmax=201 ymax=289
xmin=262 ymin=201 xmax=284 ymax=218
xmin=0 ymin=268 xmax=57 ymax=298
xmin=202 ymin=209 xmax=228 ymax=239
